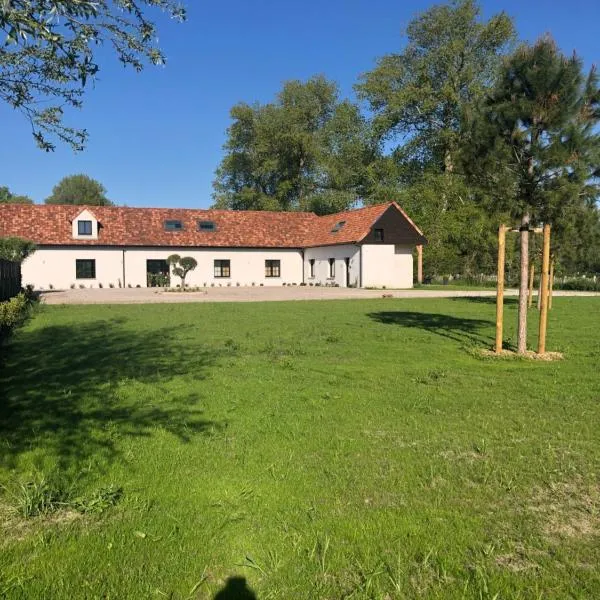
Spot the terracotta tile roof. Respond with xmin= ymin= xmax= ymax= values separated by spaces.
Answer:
xmin=0 ymin=202 xmax=424 ymax=248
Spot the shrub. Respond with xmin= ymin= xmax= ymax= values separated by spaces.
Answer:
xmin=79 ymin=284 xmax=85 ymax=289
xmin=98 ymin=282 xmax=103 ymax=288
xmin=70 ymin=283 xmax=75 ymax=289
xmin=109 ymin=283 xmax=115 ymax=288
xmin=0 ymin=292 xmax=36 ymax=340
xmin=555 ymin=277 xmax=600 ymax=291
xmin=0 ymin=293 xmax=28 ymax=330
xmin=0 ymin=237 xmax=36 ymax=262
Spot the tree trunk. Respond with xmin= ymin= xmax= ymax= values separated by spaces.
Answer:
xmin=517 ymin=213 xmax=530 ymax=354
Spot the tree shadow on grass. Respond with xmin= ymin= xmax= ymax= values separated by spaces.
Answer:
xmin=367 ymin=311 xmax=494 ymax=346
xmin=0 ymin=318 xmax=223 ymax=474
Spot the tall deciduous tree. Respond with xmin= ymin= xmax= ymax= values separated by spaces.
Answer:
xmin=468 ymin=37 xmax=600 ymax=353
xmin=357 ymin=0 xmax=515 ymax=175
xmin=45 ymin=174 xmax=112 ymax=205
xmin=213 ymin=76 xmax=378 ymax=215
xmin=0 ymin=1 xmax=186 ymax=151
xmin=0 ymin=186 xmax=33 ymax=204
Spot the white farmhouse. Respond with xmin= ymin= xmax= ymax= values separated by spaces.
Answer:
xmin=0 ymin=202 xmax=426 ymax=289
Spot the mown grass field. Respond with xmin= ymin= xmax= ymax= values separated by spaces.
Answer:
xmin=1 ymin=297 xmax=599 ymax=599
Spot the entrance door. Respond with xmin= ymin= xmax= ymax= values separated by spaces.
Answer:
xmin=345 ymin=257 xmax=351 ymax=287
xmin=146 ymin=259 xmax=170 ymax=287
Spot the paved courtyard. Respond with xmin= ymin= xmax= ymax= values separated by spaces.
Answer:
xmin=39 ymin=286 xmax=599 ymax=304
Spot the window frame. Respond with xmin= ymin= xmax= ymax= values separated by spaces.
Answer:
xmin=374 ymin=228 xmax=384 ymax=242
xmin=331 ymin=220 xmax=346 ymax=233
xmin=265 ymin=259 xmax=281 ymax=278
xmin=328 ymin=258 xmax=335 ymax=278
xmin=164 ymin=219 xmax=184 ymax=231
xmin=214 ymin=259 xmax=231 ymax=278
xmin=75 ymin=259 xmax=96 ymax=279
xmin=77 ymin=220 xmax=93 ymax=236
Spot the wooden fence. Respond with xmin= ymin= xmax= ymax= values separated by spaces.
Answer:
xmin=0 ymin=259 xmax=21 ymax=302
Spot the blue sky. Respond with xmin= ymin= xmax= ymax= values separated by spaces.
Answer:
xmin=1 ymin=0 xmax=598 ymax=208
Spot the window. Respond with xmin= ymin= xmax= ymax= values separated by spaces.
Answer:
xmin=76 ymin=259 xmax=96 ymax=279
xmin=328 ymin=258 xmax=335 ymax=278
xmin=146 ymin=259 xmax=170 ymax=287
xmin=198 ymin=220 xmax=217 ymax=232
xmin=78 ymin=220 xmax=93 ymax=236
xmin=309 ymin=259 xmax=315 ymax=278
xmin=164 ymin=220 xmax=183 ymax=231
xmin=331 ymin=220 xmax=346 ymax=233
xmin=374 ymin=228 xmax=384 ymax=242
xmin=214 ymin=259 xmax=230 ymax=278
xmin=265 ymin=259 xmax=280 ymax=278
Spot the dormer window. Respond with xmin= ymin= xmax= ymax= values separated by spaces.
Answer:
xmin=164 ymin=220 xmax=183 ymax=231
xmin=331 ymin=220 xmax=346 ymax=233
xmin=374 ymin=228 xmax=384 ymax=242
xmin=198 ymin=220 xmax=217 ymax=232
xmin=78 ymin=220 xmax=93 ymax=236
xmin=72 ymin=209 xmax=99 ymax=240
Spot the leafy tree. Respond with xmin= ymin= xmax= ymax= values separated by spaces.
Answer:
xmin=0 ymin=237 xmax=36 ymax=262
xmin=395 ymin=173 xmax=502 ymax=277
xmin=167 ymin=255 xmax=197 ymax=288
xmin=213 ymin=76 xmax=378 ymax=214
xmin=0 ymin=1 xmax=186 ymax=151
xmin=467 ymin=37 xmax=600 ymax=352
xmin=357 ymin=0 xmax=515 ymax=175
xmin=0 ymin=186 xmax=33 ymax=204
xmin=45 ymin=174 xmax=112 ymax=205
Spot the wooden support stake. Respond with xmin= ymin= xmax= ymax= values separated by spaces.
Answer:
xmin=495 ymin=225 xmax=506 ymax=354
xmin=538 ymin=224 xmax=551 ymax=354
xmin=537 ymin=267 xmax=543 ymax=310
xmin=548 ymin=259 xmax=554 ymax=310
xmin=528 ymin=263 xmax=535 ymax=309
xmin=416 ymin=244 xmax=423 ymax=285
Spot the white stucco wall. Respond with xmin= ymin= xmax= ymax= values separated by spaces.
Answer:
xmin=21 ymin=244 xmax=414 ymax=290
xmin=22 ymin=248 xmax=125 ymax=290
xmin=22 ymin=247 xmax=304 ymax=289
xmin=124 ymin=248 xmax=303 ymax=287
xmin=303 ymin=245 xmax=360 ymax=287
xmin=361 ymin=244 xmax=414 ymax=289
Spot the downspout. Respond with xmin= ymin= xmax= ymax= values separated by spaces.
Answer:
xmin=122 ymin=248 xmax=126 ymax=288
xmin=301 ymin=249 xmax=305 ymax=284
xmin=358 ymin=245 xmax=363 ymax=288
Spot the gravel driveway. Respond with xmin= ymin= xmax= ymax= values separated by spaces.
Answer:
xmin=39 ymin=286 xmax=599 ymax=305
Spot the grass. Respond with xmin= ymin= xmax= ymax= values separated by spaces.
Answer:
xmin=0 ymin=297 xmax=599 ymax=599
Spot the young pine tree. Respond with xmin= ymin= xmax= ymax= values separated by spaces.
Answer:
xmin=468 ymin=37 xmax=600 ymax=353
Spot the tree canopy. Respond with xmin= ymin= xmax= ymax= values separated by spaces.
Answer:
xmin=0 ymin=186 xmax=33 ymax=204
xmin=0 ymin=237 xmax=36 ymax=262
xmin=212 ymin=76 xmax=378 ymax=215
xmin=0 ymin=1 xmax=186 ymax=151
xmin=45 ymin=174 xmax=112 ymax=205
xmin=357 ymin=0 xmax=515 ymax=175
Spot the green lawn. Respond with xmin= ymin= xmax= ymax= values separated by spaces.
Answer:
xmin=1 ymin=297 xmax=599 ymax=599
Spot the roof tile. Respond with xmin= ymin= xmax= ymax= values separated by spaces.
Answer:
xmin=0 ymin=203 xmax=423 ymax=248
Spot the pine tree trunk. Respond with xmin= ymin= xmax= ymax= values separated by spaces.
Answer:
xmin=517 ymin=213 xmax=530 ymax=354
